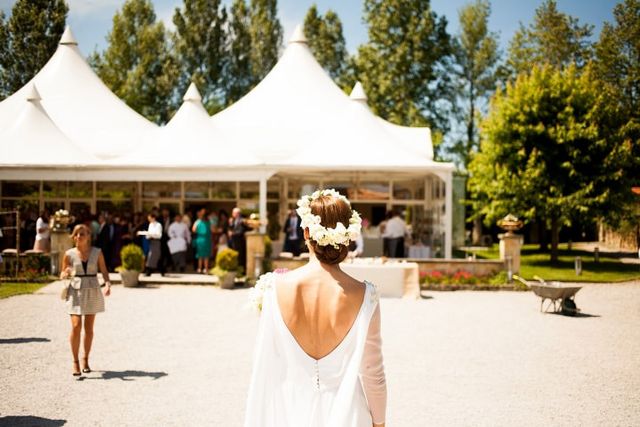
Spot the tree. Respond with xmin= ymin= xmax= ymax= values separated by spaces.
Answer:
xmin=172 ymin=0 xmax=227 ymax=114
xmin=468 ymin=64 xmax=631 ymax=262
xmin=593 ymin=0 xmax=640 ymax=227
xmin=0 ymin=0 xmax=68 ymax=100
xmin=353 ymin=0 xmax=453 ymax=150
xmin=451 ymin=0 xmax=500 ymax=168
xmin=303 ymin=5 xmax=348 ymax=85
xmin=225 ymin=0 xmax=253 ymax=105
xmin=92 ymin=0 xmax=178 ymax=124
xmin=506 ymin=0 xmax=593 ymax=77
xmin=248 ymin=0 xmax=282 ymax=82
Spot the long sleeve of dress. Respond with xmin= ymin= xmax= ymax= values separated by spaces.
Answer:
xmin=360 ymin=304 xmax=387 ymax=425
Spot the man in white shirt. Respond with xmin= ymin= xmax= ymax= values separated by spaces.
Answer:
xmin=382 ymin=211 xmax=406 ymax=258
xmin=168 ymin=213 xmax=191 ymax=273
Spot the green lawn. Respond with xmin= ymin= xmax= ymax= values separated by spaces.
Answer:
xmin=470 ymin=244 xmax=640 ymax=282
xmin=0 ymin=282 xmax=48 ymax=299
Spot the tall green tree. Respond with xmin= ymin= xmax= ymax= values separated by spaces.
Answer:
xmin=468 ymin=64 xmax=631 ymax=262
xmin=0 ymin=0 xmax=68 ymax=100
xmin=593 ymin=0 xmax=640 ymax=226
xmin=506 ymin=0 xmax=593 ymax=77
xmin=303 ymin=5 xmax=348 ymax=85
xmin=451 ymin=0 xmax=500 ymax=168
xmin=353 ymin=0 xmax=453 ymax=152
xmin=172 ymin=0 xmax=227 ymax=114
xmin=92 ymin=0 xmax=178 ymax=124
xmin=248 ymin=0 xmax=282 ymax=82
xmin=225 ymin=0 xmax=253 ymax=105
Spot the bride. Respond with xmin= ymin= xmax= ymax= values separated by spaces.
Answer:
xmin=245 ymin=190 xmax=386 ymax=427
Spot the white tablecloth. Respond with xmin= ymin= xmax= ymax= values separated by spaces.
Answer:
xmin=341 ymin=261 xmax=420 ymax=299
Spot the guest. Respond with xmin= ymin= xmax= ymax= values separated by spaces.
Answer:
xmin=168 ymin=213 xmax=190 ymax=273
xmin=383 ymin=210 xmax=407 ymax=258
xmin=379 ymin=211 xmax=393 ymax=257
xmin=283 ymin=209 xmax=303 ymax=256
xmin=141 ymin=212 xmax=162 ymax=276
xmin=96 ymin=213 xmax=115 ymax=270
xmin=33 ymin=210 xmax=50 ymax=253
xmin=60 ymin=224 xmax=111 ymax=376
xmin=217 ymin=210 xmax=230 ymax=253
xmin=160 ymin=208 xmax=172 ymax=274
xmin=192 ymin=208 xmax=212 ymax=273
xmin=228 ymin=207 xmax=249 ymax=272
xmin=89 ymin=215 xmax=100 ymax=245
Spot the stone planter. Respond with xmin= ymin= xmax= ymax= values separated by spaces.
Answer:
xmin=120 ymin=270 xmax=140 ymax=287
xmin=219 ymin=271 xmax=238 ymax=289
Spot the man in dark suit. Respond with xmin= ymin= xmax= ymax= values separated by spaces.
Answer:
xmin=283 ymin=209 xmax=303 ymax=256
xmin=96 ymin=213 xmax=114 ymax=271
xmin=228 ymin=207 xmax=249 ymax=273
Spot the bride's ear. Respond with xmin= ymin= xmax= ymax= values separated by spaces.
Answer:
xmin=303 ymin=228 xmax=310 ymax=240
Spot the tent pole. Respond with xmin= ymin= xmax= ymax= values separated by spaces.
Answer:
xmin=259 ymin=177 xmax=267 ymax=234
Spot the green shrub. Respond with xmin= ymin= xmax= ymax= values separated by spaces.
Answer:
xmin=488 ymin=271 xmax=508 ymax=286
xmin=120 ymin=244 xmax=144 ymax=271
xmin=263 ymin=236 xmax=273 ymax=273
xmin=209 ymin=266 xmax=228 ymax=279
xmin=215 ymin=248 xmax=239 ymax=272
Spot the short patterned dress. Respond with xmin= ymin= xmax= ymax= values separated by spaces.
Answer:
xmin=65 ymin=247 xmax=105 ymax=315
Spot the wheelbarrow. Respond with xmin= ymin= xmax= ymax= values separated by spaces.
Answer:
xmin=513 ymin=275 xmax=582 ymax=316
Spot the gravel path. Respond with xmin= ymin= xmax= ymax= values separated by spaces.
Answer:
xmin=1 ymin=281 xmax=639 ymax=426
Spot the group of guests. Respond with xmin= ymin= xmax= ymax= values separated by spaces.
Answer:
xmin=141 ymin=207 xmax=251 ymax=275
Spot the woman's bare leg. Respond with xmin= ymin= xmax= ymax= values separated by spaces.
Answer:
xmin=82 ymin=314 xmax=96 ymax=370
xmin=70 ymin=315 xmax=82 ymax=374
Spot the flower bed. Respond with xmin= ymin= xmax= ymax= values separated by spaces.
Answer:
xmin=420 ymin=270 xmax=528 ymax=291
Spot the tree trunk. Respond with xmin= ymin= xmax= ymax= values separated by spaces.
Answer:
xmin=538 ymin=218 xmax=548 ymax=251
xmin=550 ymin=215 xmax=560 ymax=263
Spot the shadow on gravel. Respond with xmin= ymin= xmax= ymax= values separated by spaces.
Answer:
xmin=0 ymin=415 xmax=66 ymax=426
xmin=550 ymin=312 xmax=601 ymax=318
xmin=419 ymin=292 xmax=433 ymax=300
xmin=90 ymin=370 xmax=168 ymax=381
xmin=0 ymin=337 xmax=50 ymax=344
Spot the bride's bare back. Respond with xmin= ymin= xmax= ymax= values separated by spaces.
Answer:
xmin=276 ymin=263 xmax=366 ymax=361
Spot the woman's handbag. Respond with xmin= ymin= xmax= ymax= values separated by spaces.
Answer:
xmin=60 ymin=281 xmax=70 ymax=300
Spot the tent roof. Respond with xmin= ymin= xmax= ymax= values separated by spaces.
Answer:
xmin=209 ymin=25 xmax=447 ymax=171
xmin=0 ymin=26 xmax=156 ymax=160
xmin=0 ymin=84 xmax=100 ymax=167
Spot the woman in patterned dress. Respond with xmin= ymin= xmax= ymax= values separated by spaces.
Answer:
xmin=61 ymin=224 xmax=111 ymax=376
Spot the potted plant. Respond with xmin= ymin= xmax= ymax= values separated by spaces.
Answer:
xmin=118 ymin=244 xmax=144 ymax=287
xmin=210 ymin=248 xmax=239 ymax=289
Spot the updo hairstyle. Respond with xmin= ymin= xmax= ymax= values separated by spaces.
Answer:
xmin=307 ymin=194 xmax=353 ymax=265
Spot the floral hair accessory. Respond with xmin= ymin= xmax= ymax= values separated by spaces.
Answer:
xmin=296 ymin=189 xmax=362 ymax=249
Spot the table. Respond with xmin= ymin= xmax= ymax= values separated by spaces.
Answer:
xmin=342 ymin=260 xmax=420 ymax=299
xmin=408 ymin=245 xmax=431 ymax=259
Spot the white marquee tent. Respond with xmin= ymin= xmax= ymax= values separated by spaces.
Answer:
xmin=0 ymin=25 xmax=455 ymax=257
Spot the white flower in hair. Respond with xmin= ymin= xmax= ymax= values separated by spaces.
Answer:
xmin=296 ymin=189 xmax=362 ymax=249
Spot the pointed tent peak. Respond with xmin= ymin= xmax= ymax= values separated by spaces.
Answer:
xmin=288 ymin=24 xmax=307 ymax=45
xmin=26 ymin=84 xmax=42 ymax=102
xmin=183 ymin=82 xmax=202 ymax=102
xmin=59 ymin=26 xmax=78 ymax=46
xmin=350 ymin=82 xmax=368 ymax=102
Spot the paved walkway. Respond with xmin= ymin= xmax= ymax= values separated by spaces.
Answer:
xmin=1 ymin=281 xmax=639 ymax=426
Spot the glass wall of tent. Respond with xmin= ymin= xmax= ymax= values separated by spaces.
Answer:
xmin=0 ymin=173 xmax=447 ymax=257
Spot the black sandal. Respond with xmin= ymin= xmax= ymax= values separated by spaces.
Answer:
xmin=72 ymin=360 xmax=81 ymax=376
xmin=82 ymin=357 xmax=91 ymax=373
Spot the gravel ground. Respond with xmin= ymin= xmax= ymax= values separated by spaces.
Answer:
xmin=1 ymin=281 xmax=639 ymax=427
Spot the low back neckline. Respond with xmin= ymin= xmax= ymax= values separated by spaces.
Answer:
xmin=272 ymin=279 xmax=369 ymax=362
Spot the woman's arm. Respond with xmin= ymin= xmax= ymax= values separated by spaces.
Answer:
xmin=60 ymin=253 xmax=72 ymax=279
xmin=97 ymin=250 xmax=111 ymax=297
xmin=361 ymin=304 xmax=387 ymax=427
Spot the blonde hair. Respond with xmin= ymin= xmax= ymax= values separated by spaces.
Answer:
xmin=70 ymin=224 xmax=91 ymax=245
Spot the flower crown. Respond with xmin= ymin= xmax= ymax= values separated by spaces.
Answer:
xmin=296 ymin=189 xmax=362 ymax=249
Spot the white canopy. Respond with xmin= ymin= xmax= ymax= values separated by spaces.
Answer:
xmin=0 ymin=26 xmax=156 ymax=160
xmin=0 ymin=84 xmax=101 ymax=167
xmin=210 ymin=25 xmax=451 ymax=172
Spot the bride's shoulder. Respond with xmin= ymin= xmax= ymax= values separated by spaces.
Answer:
xmin=363 ymin=280 xmax=380 ymax=304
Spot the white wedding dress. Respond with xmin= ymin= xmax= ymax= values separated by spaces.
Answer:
xmin=244 ymin=273 xmax=386 ymax=427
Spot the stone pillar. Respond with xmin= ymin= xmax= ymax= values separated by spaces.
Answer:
xmin=246 ymin=232 xmax=266 ymax=280
xmin=50 ymin=229 xmax=73 ymax=275
xmin=499 ymin=232 xmax=522 ymax=274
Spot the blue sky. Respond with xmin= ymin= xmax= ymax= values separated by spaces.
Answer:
xmin=0 ymin=0 xmax=619 ymax=57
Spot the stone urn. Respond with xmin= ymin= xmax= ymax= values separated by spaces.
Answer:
xmin=219 ymin=271 xmax=237 ymax=289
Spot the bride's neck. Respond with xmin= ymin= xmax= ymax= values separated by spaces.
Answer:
xmin=306 ymin=251 xmax=341 ymax=273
